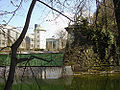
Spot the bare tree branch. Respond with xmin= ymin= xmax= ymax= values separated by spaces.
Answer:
xmin=32 ymin=55 xmax=52 ymax=62
xmin=17 ymin=55 xmax=52 ymax=64
xmin=37 ymin=0 xmax=74 ymax=22
xmin=0 ymin=0 xmax=23 ymax=25
xmin=0 ymin=46 xmax=11 ymax=51
xmin=17 ymin=57 xmax=34 ymax=63
xmin=10 ymin=0 xmax=19 ymax=7
xmin=6 ymin=13 xmax=15 ymax=25
xmin=0 ymin=0 xmax=23 ymax=16
xmin=74 ymin=0 xmax=85 ymax=21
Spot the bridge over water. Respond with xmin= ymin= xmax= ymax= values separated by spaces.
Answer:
xmin=0 ymin=53 xmax=73 ymax=79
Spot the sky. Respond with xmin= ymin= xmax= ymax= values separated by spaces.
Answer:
xmin=0 ymin=0 xmax=96 ymax=38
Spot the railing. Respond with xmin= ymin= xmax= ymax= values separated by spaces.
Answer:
xmin=0 ymin=53 xmax=64 ymax=66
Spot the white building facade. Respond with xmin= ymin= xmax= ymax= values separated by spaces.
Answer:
xmin=0 ymin=24 xmax=26 ymax=50
xmin=0 ymin=25 xmax=7 ymax=48
xmin=34 ymin=24 xmax=46 ymax=50
xmin=1 ymin=24 xmax=66 ymax=52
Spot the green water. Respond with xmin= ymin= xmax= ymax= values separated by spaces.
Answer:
xmin=1 ymin=74 xmax=120 ymax=90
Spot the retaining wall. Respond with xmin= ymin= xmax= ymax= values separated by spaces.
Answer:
xmin=0 ymin=66 xmax=73 ymax=79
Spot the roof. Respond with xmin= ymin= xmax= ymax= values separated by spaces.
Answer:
xmin=35 ymin=26 xmax=46 ymax=31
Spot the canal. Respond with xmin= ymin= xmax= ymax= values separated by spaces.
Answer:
xmin=1 ymin=74 xmax=120 ymax=90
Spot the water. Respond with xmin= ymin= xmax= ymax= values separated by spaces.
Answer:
xmin=1 ymin=74 xmax=120 ymax=90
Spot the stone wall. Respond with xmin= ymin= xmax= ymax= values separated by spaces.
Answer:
xmin=0 ymin=66 xmax=73 ymax=79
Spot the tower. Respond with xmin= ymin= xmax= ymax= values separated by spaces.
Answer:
xmin=34 ymin=24 xmax=46 ymax=50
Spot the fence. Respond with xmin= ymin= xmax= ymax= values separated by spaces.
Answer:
xmin=0 ymin=53 xmax=64 ymax=66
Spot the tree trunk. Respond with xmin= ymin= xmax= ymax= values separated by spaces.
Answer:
xmin=4 ymin=49 xmax=17 ymax=90
xmin=4 ymin=0 xmax=37 ymax=90
xmin=113 ymin=0 xmax=120 ymax=46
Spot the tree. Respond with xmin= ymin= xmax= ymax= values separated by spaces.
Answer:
xmin=4 ymin=0 xmax=37 ymax=90
xmin=112 ymin=0 xmax=120 ymax=51
xmin=64 ymin=0 xmax=120 ymax=71
xmin=56 ymin=30 xmax=67 ymax=39
xmin=56 ymin=30 xmax=67 ymax=51
xmin=95 ymin=0 xmax=120 ymax=66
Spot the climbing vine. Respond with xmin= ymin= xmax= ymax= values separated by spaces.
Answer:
xmin=72 ymin=17 xmax=114 ymax=65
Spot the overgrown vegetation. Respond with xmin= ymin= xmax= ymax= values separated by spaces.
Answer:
xmin=64 ymin=0 xmax=120 ymax=72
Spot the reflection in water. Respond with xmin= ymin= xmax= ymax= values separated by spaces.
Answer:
xmin=0 ymin=74 xmax=120 ymax=90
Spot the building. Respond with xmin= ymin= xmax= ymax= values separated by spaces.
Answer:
xmin=46 ymin=38 xmax=66 ymax=51
xmin=0 ymin=24 xmax=47 ymax=52
xmin=26 ymin=34 xmax=34 ymax=50
xmin=46 ymin=38 xmax=59 ymax=51
xmin=0 ymin=25 xmax=7 ymax=48
xmin=34 ymin=24 xmax=46 ymax=50
xmin=58 ymin=38 xmax=67 ymax=50
xmin=0 ymin=24 xmax=26 ymax=50
xmin=0 ymin=24 xmax=66 ymax=52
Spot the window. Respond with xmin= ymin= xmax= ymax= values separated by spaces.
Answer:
xmin=2 ymin=40 xmax=5 ymax=45
xmin=37 ymin=35 xmax=39 ymax=38
xmin=31 ymin=39 xmax=34 ymax=41
xmin=53 ymin=41 xmax=56 ymax=49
